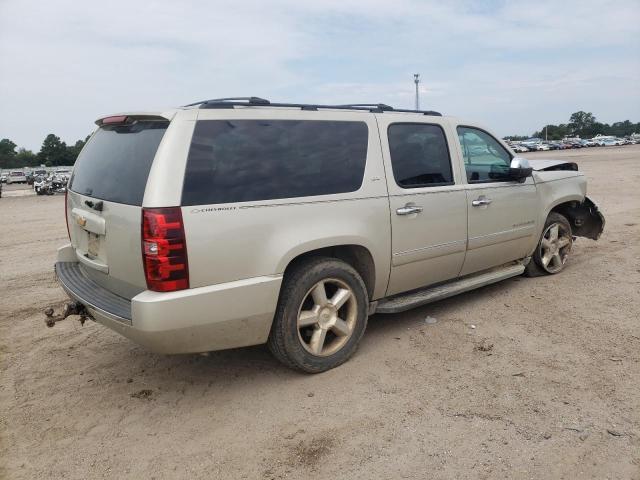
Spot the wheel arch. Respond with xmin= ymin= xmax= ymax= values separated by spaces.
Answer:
xmin=543 ymin=193 xmax=584 ymax=219
xmin=280 ymin=243 xmax=379 ymax=300
xmin=549 ymin=196 xmax=605 ymax=240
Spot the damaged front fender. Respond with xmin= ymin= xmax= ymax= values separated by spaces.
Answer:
xmin=554 ymin=196 xmax=605 ymax=240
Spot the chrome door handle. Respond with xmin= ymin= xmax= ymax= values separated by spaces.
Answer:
xmin=396 ymin=204 xmax=423 ymax=215
xmin=472 ymin=196 xmax=492 ymax=207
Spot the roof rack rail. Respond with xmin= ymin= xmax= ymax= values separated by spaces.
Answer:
xmin=390 ymin=107 xmax=443 ymax=116
xmin=183 ymin=97 xmax=270 ymax=107
xmin=185 ymin=98 xmax=442 ymax=116
xmin=338 ymin=103 xmax=393 ymax=111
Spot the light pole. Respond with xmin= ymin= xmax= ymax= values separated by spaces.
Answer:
xmin=413 ymin=73 xmax=420 ymax=110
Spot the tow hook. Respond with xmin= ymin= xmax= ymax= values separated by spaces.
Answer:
xmin=44 ymin=302 xmax=91 ymax=328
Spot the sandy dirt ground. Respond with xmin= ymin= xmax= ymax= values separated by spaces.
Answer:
xmin=1 ymin=146 xmax=639 ymax=480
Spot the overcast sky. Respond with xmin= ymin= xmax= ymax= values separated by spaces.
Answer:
xmin=1 ymin=0 xmax=639 ymax=150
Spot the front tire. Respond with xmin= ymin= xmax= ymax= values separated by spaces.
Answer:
xmin=525 ymin=212 xmax=573 ymax=276
xmin=268 ymin=257 xmax=369 ymax=373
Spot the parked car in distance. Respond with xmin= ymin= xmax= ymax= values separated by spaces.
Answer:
xmin=0 ymin=173 xmax=7 ymax=183
xmin=6 ymin=171 xmax=27 ymax=184
xmin=601 ymin=138 xmax=622 ymax=146
xmin=48 ymin=97 xmax=605 ymax=373
xmin=519 ymin=138 xmax=542 ymax=151
xmin=591 ymin=135 xmax=621 ymax=146
xmin=512 ymin=144 xmax=529 ymax=153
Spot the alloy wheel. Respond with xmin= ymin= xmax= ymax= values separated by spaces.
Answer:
xmin=296 ymin=278 xmax=357 ymax=357
xmin=539 ymin=222 xmax=572 ymax=273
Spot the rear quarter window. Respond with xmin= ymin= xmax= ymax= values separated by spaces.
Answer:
xmin=387 ymin=123 xmax=453 ymax=188
xmin=181 ymin=120 xmax=369 ymax=206
xmin=69 ymin=121 xmax=168 ymax=206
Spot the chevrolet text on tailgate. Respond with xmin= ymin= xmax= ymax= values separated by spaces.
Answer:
xmin=44 ymin=97 xmax=605 ymax=373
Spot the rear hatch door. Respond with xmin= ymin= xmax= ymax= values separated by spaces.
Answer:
xmin=67 ymin=116 xmax=170 ymax=299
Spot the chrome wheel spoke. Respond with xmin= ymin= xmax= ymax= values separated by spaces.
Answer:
xmin=541 ymin=238 xmax=552 ymax=250
xmin=548 ymin=224 xmax=559 ymax=242
xmin=558 ymin=236 xmax=571 ymax=248
xmin=309 ymin=327 xmax=328 ymax=354
xmin=330 ymin=288 xmax=351 ymax=309
xmin=331 ymin=318 xmax=351 ymax=337
xmin=298 ymin=308 xmax=320 ymax=327
xmin=551 ymin=253 xmax=563 ymax=267
xmin=311 ymin=282 xmax=328 ymax=307
xmin=542 ymin=252 xmax=552 ymax=266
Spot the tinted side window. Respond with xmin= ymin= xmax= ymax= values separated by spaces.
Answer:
xmin=182 ymin=120 xmax=368 ymax=205
xmin=70 ymin=121 xmax=168 ymax=205
xmin=457 ymin=127 xmax=512 ymax=183
xmin=387 ymin=123 xmax=453 ymax=188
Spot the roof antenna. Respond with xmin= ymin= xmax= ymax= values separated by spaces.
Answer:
xmin=414 ymin=74 xmax=420 ymax=110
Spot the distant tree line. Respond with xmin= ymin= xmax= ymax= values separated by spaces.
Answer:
xmin=505 ymin=111 xmax=640 ymax=141
xmin=0 ymin=133 xmax=89 ymax=169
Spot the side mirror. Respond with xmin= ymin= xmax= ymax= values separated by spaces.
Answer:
xmin=509 ymin=157 xmax=533 ymax=182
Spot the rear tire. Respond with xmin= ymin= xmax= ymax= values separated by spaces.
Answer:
xmin=525 ymin=212 xmax=573 ymax=277
xmin=267 ymin=257 xmax=369 ymax=373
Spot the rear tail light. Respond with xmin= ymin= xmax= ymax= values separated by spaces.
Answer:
xmin=64 ymin=189 xmax=70 ymax=240
xmin=141 ymin=207 xmax=189 ymax=292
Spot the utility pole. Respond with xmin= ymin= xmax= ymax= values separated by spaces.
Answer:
xmin=413 ymin=73 xmax=420 ymax=110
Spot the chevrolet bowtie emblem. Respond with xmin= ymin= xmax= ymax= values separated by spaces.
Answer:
xmin=76 ymin=216 xmax=87 ymax=227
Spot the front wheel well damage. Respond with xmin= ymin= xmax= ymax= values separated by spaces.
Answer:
xmin=550 ymin=197 xmax=605 ymax=240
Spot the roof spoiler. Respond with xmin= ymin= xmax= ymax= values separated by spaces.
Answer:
xmin=95 ymin=114 xmax=171 ymax=126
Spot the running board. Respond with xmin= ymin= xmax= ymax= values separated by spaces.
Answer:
xmin=375 ymin=263 xmax=525 ymax=314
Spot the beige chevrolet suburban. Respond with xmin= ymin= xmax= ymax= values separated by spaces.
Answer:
xmin=47 ymin=97 xmax=604 ymax=372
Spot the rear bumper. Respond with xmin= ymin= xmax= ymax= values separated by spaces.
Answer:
xmin=55 ymin=246 xmax=282 ymax=354
xmin=56 ymin=262 xmax=132 ymax=323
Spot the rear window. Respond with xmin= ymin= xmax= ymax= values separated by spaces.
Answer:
xmin=69 ymin=120 xmax=168 ymax=205
xmin=181 ymin=120 xmax=368 ymax=206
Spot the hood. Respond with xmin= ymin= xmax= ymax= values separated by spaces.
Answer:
xmin=527 ymin=159 xmax=578 ymax=172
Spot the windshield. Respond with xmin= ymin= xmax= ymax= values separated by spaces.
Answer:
xmin=69 ymin=120 xmax=168 ymax=205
